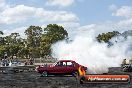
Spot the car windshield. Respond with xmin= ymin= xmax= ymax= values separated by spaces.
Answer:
xmin=52 ymin=61 xmax=58 ymax=66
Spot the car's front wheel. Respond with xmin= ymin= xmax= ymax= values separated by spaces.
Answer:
xmin=41 ymin=71 xmax=48 ymax=77
xmin=79 ymin=76 xmax=85 ymax=84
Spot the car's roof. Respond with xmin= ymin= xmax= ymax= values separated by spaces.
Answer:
xmin=59 ymin=60 xmax=75 ymax=62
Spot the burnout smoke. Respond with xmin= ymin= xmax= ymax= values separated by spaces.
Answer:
xmin=51 ymin=29 xmax=132 ymax=74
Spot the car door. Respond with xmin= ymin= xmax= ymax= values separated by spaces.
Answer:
xmin=59 ymin=61 xmax=67 ymax=73
xmin=52 ymin=61 xmax=66 ymax=74
xmin=66 ymin=61 xmax=75 ymax=73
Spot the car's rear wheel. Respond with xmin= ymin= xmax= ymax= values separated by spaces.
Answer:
xmin=41 ymin=71 xmax=48 ymax=77
xmin=72 ymin=71 xmax=79 ymax=77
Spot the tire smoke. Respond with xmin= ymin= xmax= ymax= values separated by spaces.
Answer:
xmin=51 ymin=29 xmax=132 ymax=74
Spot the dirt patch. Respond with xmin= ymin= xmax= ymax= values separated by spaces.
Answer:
xmin=0 ymin=67 xmax=132 ymax=88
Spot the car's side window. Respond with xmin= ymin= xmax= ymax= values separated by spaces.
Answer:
xmin=56 ymin=62 xmax=66 ymax=66
xmin=63 ymin=62 xmax=66 ymax=66
xmin=67 ymin=62 xmax=74 ymax=67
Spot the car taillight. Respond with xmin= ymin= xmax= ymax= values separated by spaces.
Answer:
xmin=35 ymin=66 xmax=41 ymax=71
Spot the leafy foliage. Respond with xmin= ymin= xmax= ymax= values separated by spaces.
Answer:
xmin=0 ymin=24 xmax=68 ymax=59
xmin=43 ymin=24 xmax=68 ymax=43
xmin=96 ymin=31 xmax=120 ymax=43
xmin=25 ymin=25 xmax=42 ymax=47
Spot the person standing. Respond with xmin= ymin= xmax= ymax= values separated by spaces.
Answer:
xmin=122 ymin=59 xmax=127 ymax=65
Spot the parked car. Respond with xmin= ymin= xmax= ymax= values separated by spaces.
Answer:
xmin=36 ymin=60 xmax=87 ymax=77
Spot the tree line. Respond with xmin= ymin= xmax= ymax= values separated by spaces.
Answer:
xmin=0 ymin=24 xmax=68 ymax=59
xmin=96 ymin=30 xmax=132 ymax=43
xmin=1 ymin=23 xmax=131 ymax=60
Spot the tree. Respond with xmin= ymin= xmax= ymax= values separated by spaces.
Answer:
xmin=0 ymin=31 xmax=3 ymax=35
xmin=96 ymin=31 xmax=120 ymax=43
xmin=0 ymin=31 xmax=4 ymax=45
xmin=24 ymin=26 xmax=42 ymax=59
xmin=8 ymin=45 xmax=21 ymax=58
xmin=17 ymin=47 xmax=29 ymax=59
xmin=25 ymin=25 xmax=42 ymax=47
xmin=10 ymin=33 xmax=20 ymax=43
xmin=40 ymin=24 xmax=68 ymax=56
xmin=43 ymin=24 xmax=68 ymax=43
xmin=2 ymin=33 xmax=24 ymax=59
xmin=0 ymin=45 xmax=6 ymax=58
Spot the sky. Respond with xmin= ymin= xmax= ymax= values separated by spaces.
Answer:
xmin=0 ymin=0 xmax=132 ymax=38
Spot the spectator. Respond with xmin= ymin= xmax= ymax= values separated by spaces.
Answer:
xmin=122 ymin=59 xmax=127 ymax=65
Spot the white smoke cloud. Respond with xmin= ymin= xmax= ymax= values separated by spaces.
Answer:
xmin=48 ymin=5 xmax=132 ymax=74
xmin=51 ymin=24 xmax=132 ymax=74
